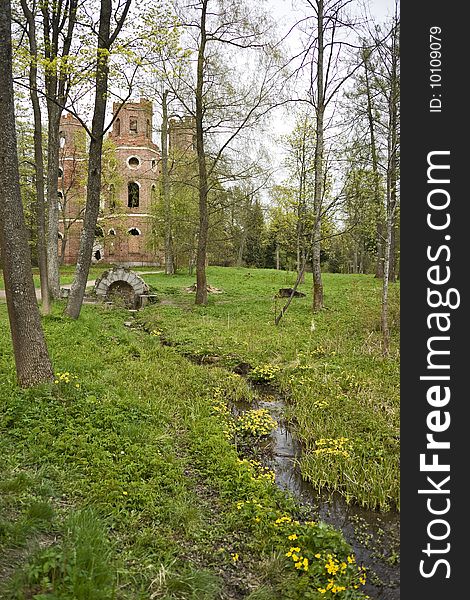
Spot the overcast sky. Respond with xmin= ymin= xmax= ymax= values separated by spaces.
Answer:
xmin=269 ymin=0 xmax=397 ymax=26
xmin=261 ymin=0 xmax=399 ymax=188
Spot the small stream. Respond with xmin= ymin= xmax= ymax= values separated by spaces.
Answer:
xmin=245 ymin=385 xmax=400 ymax=600
xmin=134 ymin=325 xmax=400 ymax=600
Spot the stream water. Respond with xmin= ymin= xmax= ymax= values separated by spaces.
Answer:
xmin=247 ymin=386 xmax=400 ymax=600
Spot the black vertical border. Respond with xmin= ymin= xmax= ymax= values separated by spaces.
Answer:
xmin=401 ymin=2 xmax=466 ymax=598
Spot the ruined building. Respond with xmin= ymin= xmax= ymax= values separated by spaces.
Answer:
xmin=58 ymin=99 xmax=195 ymax=266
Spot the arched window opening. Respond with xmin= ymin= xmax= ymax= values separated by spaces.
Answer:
xmin=58 ymin=232 xmax=64 ymax=240
xmin=59 ymin=131 xmax=66 ymax=148
xmin=58 ymin=167 xmax=63 ymax=178
xmin=128 ymin=227 xmax=141 ymax=236
xmin=108 ymin=228 xmax=116 ymax=236
xmin=151 ymin=159 xmax=157 ymax=170
xmin=115 ymin=118 xmax=121 ymax=136
xmin=129 ymin=117 xmax=138 ymax=133
xmin=95 ymin=225 xmax=104 ymax=238
xmin=128 ymin=182 xmax=139 ymax=208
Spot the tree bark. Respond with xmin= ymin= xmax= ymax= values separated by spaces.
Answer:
xmin=195 ymin=0 xmax=209 ymax=305
xmin=312 ymin=217 xmax=323 ymax=310
xmin=45 ymin=105 xmax=61 ymax=298
xmin=20 ymin=0 xmax=51 ymax=314
xmin=0 ymin=0 xmax=54 ymax=386
xmin=161 ymin=89 xmax=174 ymax=274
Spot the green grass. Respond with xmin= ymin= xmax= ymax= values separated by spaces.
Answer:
xmin=138 ymin=267 xmax=400 ymax=511
xmin=0 ymin=291 xmax=370 ymax=599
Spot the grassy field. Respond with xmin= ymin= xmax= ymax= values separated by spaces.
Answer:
xmin=140 ymin=267 xmax=400 ymax=512
xmin=0 ymin=285 xmax=371 ymax=599
xmin=0 ymin=266 xmax=398 ymax=598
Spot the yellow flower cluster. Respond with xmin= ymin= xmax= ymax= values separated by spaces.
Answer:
xmin=313 ymin=437 xmax=352 ymax=458
xmin=54 ymin=371 xmax=80 ymax=388
xmin=150 ymin=328 xmax=163 ymax=336
xmin=285 ymin=546 xmax=309 ymax=571
xmin=289 ymin=374 xmax=314 ymax=385
xmin=312 ymin=398 xmax=329 ymax=409
xmin=236 ymin=499 xmax=263 ymax=511
xmin=274 ymin=515 xmax=293 ymax=526
xmin=250 ymin=363 xmax=281 ymax=383
xmin=235 ymin=408 xmax=277 ymax=437
xmin=231 ymin=552 xmax=239 ymax=563
xmin=324 ymin=554 xmax=348 ymax=576
xmin=315 ymin=556 xmax=365 ymax=594
xmin=311 ymin=344 xmax=327 ymax=357
xmin=238 ymin=458 xmax=275 ymax=483
xmin=318 ymin=580 xmax=346 ymax=594
xmin=234 ymin=498 xmax=364 ymax=595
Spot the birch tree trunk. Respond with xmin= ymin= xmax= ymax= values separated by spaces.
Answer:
xmin=161 ymin=89 xmax=174 ymax=274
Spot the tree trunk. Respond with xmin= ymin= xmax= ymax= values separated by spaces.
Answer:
xmin=0 ymin=0 xmax=53 ymax=386
xmin=275 ymin=241 xmax=280 ymax=270
xmin=312 ymin=218 xmax=323 ymax=310
xmin=20 ymin=0 xmax=50 ymax=314
xmin=161 ymin=89 xmax=174 ymax=274
xmin=45 ymin=104 xmax=61 ymax=298
xmin=60 ymin=233 xmax=67 ymax=265
xmin=381 ymin=208 xmax=392 ymax=354
xmin=195 ymin=0 xmax=209 ymax=306
xmin=41 ymin=0 xmax=78 ymax=298
xmin=363 ymin=46 xmax=384 ymax=279
xmin=64 ymin=0 xmax=112 ymax=319
xmin=312 ymin=0 xmax=324 ymax=311
xmin=389 ymin=222 xmax=396 ymax=282
xmin=381 ymin=15 xmax=399 ymax=355
xmin=236 ymin=234 xmax=246 ymax=267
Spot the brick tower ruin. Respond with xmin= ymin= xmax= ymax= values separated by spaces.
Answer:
xmin=58 ymin=113 xmax=87 ymax=264
xmin=58 ymin=99 xmax=196 ymax=267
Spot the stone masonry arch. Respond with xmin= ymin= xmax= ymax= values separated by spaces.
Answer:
xmin=94 ymin=267 xmax=149 ymax=308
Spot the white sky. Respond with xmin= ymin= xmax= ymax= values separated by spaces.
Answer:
xmin=262 ymin=0 xmax=399 ymax=188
